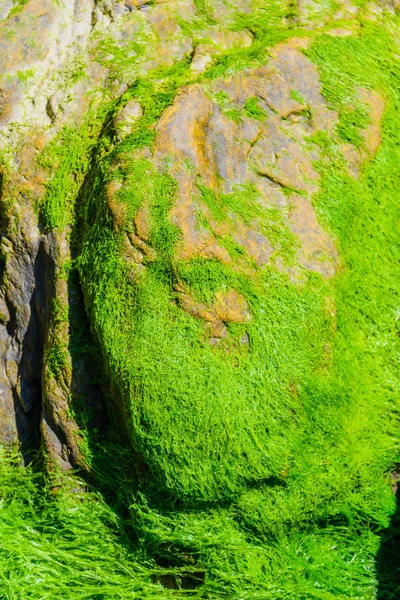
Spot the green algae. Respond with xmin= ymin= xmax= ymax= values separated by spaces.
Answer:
xmin=78 ymin=144 xmax=334 ymax=503
xmin=1 ymin=1 xmax=399 ymax=598
xmin=8 ymin=0 xmax=29 ymax=18
xmin=244 ymin=96 xmax=268 ymax=122
xmin=77 ymin=13 xmax=399 ymax=595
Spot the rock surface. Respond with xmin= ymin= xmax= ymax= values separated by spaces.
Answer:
xmin=0 ymin=0 xmax=389 ymax=479
xmin=78 ymin=41 xmax=385 ymax=499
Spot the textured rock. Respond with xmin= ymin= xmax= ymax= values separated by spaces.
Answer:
xmin=0 ymin=0 xmax=99 ymax=464
xmin=0 ymin=3 xmax=398 ymax=598
xmin=114 ymin=99 xmax=143 ymax=140
xmin=0 ymin=0 xmax=197 ymax=463
xmin=77 ymin=33 xmax=386 ymax=501
xmin=108 ymin=40 xmax=344 ymax=297
xmin=0 ymin=0 xmax=387 ymax=479
xmin=0 ymin=0 xmax=94 ymax=130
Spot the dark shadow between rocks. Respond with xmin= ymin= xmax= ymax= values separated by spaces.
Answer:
xmin=66 ymin=255 xmax=139 ymax=530
xmin=376 ymin=472 xmax=400 ymax=599
xmin=11 ymin=241 xmax=48 ymax=463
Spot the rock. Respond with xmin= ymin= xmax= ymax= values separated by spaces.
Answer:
xmin=0 ymin=1 xmax=14 ymax=22
xmin=213 ymin=288 xmax=251 ymax=323
xmin=145 ymin=3 xmax=194 ymax=66
xmin=0 ymin=1 xmax=397 ymax=596
xmin=175 ymin=285 xmax=249 ymax=341
xmin=288 ymin=194 xmax=337 ymax=279
xmin=359 ymin=88 xmax=385 ymax=156
xmin=190 ymin=47 xmax=213 ymax=75
xmin=114 ymin=99 xmax=143 ymax=140
xmin=190 ymin=30 xmax=253 ymax=74
xmin=125 ymin=0 xmax=150 ymax=9
xmin=122 ymin=41 xmax=340 ymax=279
xmin=46 ymin=96 xmax=59 ymax=123
xmin=296 ymin=0 xmax=359 ymax=27
xmin=0 ymin=0 xmax=94 ymax=131
xmin=79 ymin=38 xmax=388 ymax=501
xmin=0 ymin=0 xmax=104 ymax=459
xmin=341 ymin=87 xmax=385 ymax=178
xmin=76 ymin=23 xmax=387 ymax=501
xmin=0 ymin=0 xmax=388 ymax=496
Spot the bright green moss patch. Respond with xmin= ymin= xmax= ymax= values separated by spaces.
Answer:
xmin=39 ymin=120 xmax=106 ymax=231
xmin=0 ymin=449 xmax=180 ymax=600
xmin=289 ymin=88 xmax=306 ymax=104
xmin=193 ymin=0 xmax=216 ymax=22
xmin=208 ymin=90 xmax=244 ymax=122
xmin=176 ymin=257 xmax=250 ymax=304
xmin=148 ymin=173 xmax=180 ymax=260
xmin=8 ymin=0 xmax=29 ymax=18
xmin=220 ymin=234 xmax=248 ymax=260
xmin=244 ymin=95 xmax=268 ymax=121
xmin=113 ymin=159 xmax=155 ymax=222
xmin=0 ymin=444 xmax=391 ymax=599
xmin=336 ymin=103 xmax=371 ymax=147
xmin=197 ymin=181 xmax=261 ymax=223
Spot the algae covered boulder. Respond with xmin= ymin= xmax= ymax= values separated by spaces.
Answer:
xmin=78 ymin=39 xmax=383 ymax=502
xmin=0 ymin=0 xmax=399 ymax=597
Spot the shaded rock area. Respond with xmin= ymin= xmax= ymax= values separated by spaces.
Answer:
xmin=0 ymin=0 xmax=391 ymax=475
xmin=0 ymin=0 xmax=106 ymax=467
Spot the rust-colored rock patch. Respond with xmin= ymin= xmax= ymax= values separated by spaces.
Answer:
xmin=105 ymin=40 xmax=385 ymax=337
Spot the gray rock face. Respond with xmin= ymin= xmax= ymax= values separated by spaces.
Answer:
xmin=0 ymin=0 xmax=102 ymax=463
xmin=0 ymin=201 xmax=43 ymax=451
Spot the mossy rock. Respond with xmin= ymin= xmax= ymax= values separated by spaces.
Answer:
xmin=78 ymin=39 xmax=384 ymax=503
xmin=0 ymin=1 xmax=400 ymax=597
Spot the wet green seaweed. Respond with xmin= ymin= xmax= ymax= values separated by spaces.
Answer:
xmin=1 ymin=2 xmax=399 ymax=598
